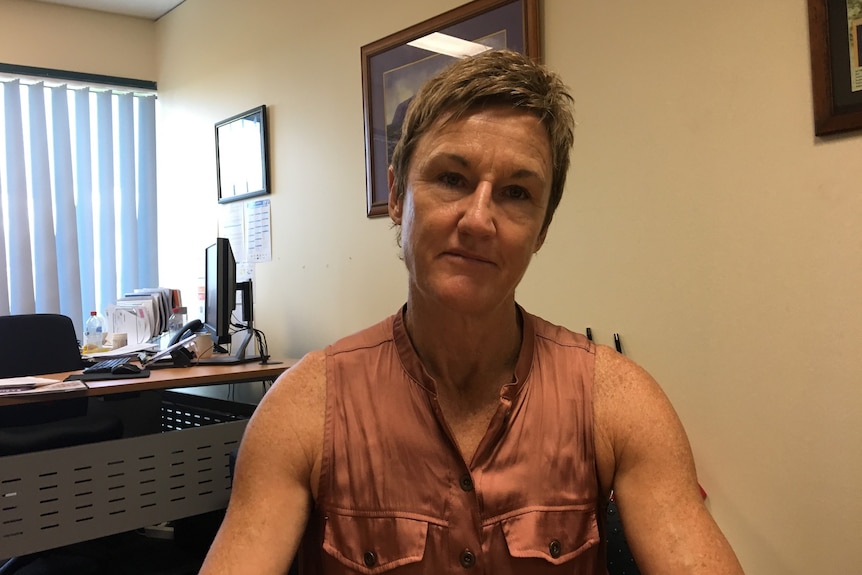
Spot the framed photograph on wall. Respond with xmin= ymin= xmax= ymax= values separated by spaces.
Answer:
xmin=808 ymin=0 xmax=862 ymax=135
xmin=360 ymin=0 xmax=540 ymax=217
xmin=215 ymin=105 xmax=270 ymax=204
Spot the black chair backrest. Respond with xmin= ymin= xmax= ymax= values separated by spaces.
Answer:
xmin=606 ymin=498 xmax=642 ymax=574
xmin=0 ymin=313 xmax=88 ymax=427
xmin=0 ymin=313 xmax=85 ymax=378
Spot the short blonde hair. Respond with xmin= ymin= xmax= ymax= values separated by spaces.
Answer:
xmin=390 ymin=49 xmax=575 ymax=232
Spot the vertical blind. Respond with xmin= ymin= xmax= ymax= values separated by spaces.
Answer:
xmin=0 ymin=79 xmax=158 ymax=338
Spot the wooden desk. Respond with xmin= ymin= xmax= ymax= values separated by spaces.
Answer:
xmin=0 ymin=360 xmax=294 ymax=407
xmin=0 ymin=360 xmax=295 ymax=559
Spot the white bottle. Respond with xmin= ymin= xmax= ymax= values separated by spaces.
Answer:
xmin=84 ymin=310 xmax=104 ymax=353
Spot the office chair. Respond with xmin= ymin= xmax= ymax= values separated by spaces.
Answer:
xmin=605 ymin=496 xmax=641 ymax=575
xmin=0 ymin=313 xmax=123 ymax=573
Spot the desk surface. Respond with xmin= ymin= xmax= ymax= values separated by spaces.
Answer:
xmin=0 ymin=358 xmax=296 ymax=407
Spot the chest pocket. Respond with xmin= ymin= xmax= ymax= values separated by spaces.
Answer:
xmin=323 ymin=512 xmax=431 ymax=574
xmin=500 ymin=507 xmax=599 ymax=566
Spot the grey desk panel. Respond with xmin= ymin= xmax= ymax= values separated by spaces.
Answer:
xmin=0 ymin=419 xmax=247 ymax=558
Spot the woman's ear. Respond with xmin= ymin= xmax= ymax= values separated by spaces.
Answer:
xmin=534 ymin=226 xmax=548 ymax=253
xmin=388 ymin=166 xmax=403 ymax=224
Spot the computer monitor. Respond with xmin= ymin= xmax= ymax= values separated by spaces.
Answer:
xmin=201 ymin=238 xmax=257 ymax=364
xmin=204 ymin=238 xmax=236 ymax=346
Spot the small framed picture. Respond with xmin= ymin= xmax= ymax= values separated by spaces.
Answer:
xmin=215 ymin=105 xmax=270 ymax=203
xmin=360 ymin=0 xmax=540 ymax=217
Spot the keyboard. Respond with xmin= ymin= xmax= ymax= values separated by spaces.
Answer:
xmin=83 ymin=356 xmax=133 ymax=374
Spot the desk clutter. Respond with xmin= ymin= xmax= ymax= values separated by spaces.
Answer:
xmin=78 ymin=286 xmax=196 ymax=376
xmin=0 ymin=376 xmax=87 ymax=397
xmin=90 ymin=286 xmax=183 ymax=353
xmin=62 ymin=357 xmax=151 ymax=383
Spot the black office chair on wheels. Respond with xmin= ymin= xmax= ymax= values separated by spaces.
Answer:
xmin=0 ymin=313 xmax=124 ymax=573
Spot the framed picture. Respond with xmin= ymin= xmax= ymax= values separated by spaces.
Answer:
xmin=808 ymin=0 xmax=862 ymax=135
xmin=360 ymin=0 xmax=540 ymax=217
xmin=215 ymin=105 xmax=270 ymax=204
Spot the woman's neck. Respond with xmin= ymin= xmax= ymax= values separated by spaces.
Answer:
xmin=403 ymin=296 xmax=522 ymax=393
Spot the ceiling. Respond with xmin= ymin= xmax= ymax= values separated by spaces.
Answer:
xmin=29 ymin=0 xmax=185 ymax=20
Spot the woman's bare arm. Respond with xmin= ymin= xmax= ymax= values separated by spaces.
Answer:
xmin=198 ymin=351 xmax=326 ymax=575
xmin=593 ymin=345 xmax=744 ymax=574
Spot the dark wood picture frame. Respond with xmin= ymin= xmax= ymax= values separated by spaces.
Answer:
xmin=360 ymin=0 xmax=540 ymax=217
xmin=215 ymin=105 xmax=270 ymax=204
xmin=808 ymin=0 xmax=862 ymax=135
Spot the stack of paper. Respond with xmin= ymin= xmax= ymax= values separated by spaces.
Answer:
xmin=81 ymin=342 xmax=158 ymax=360
xmin=105 ymin=287 xmax=182 ymax=344
xmin=0 ymin=376 xmax=87 ymax=395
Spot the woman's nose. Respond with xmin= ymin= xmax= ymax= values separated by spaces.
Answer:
xmin=457 ymin=183 xmax=495 ymax=237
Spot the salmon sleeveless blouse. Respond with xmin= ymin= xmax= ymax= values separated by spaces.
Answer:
xmin=298 ymin=306 xmax=606 ymax=574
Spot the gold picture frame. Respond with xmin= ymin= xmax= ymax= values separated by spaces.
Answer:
xmin=360 ymin=0 xmax=540 ymax=217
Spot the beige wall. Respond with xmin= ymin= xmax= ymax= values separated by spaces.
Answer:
xmin=3 ymin=0 xmax=861 ymax=573
xmin=0 ymin=0 xmax=155 ymax=79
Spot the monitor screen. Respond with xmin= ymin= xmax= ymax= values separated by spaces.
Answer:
xmin=204 ymin=238 xmax=236 ymax=345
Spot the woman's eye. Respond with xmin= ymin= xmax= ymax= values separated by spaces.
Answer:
xmin=439 ymin=172 xmax=465 ymax=188
xmin=504 ymin=186 xmax=529 ymax=200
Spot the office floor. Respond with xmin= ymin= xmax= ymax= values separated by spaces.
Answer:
xmin=7 ymin=513 xmax=219 ymax=575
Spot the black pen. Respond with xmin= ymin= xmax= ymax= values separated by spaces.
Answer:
xmin=585 ymin=327 xmax=593 ymax=341
xmin=613 ymin=333 xmax=622 ymax=354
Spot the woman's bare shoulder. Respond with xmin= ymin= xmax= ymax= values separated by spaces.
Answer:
xmin=241 ymin=350 xmax=327 ymax=495
xmin=592 ymin=344 xmax=682 ymax=494
xmin=257 ymin=350 xmax=326 ymax=436
xmin=263 ymin=350 xmax=327 ymax=414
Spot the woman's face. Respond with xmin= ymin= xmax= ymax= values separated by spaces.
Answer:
xmin=389 ymin=106 xmax=552 ymax=317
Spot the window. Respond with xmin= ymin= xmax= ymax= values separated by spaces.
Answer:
xmin=0 ymin=67 xmax=158 ymax=338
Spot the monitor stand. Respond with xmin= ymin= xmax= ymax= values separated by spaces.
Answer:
xmin=195 ymin=330 xmax=259 ymax=365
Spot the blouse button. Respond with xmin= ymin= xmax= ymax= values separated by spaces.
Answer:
xmin=459 ymin=548 xmax=476 ymax=568
xmin=459 ymin=473 xmax=474 ymax=491
xmin=363 ymin=551 xmax=377 ymax=567
xmin=549 ymin=539 xmax=562 ymax=558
